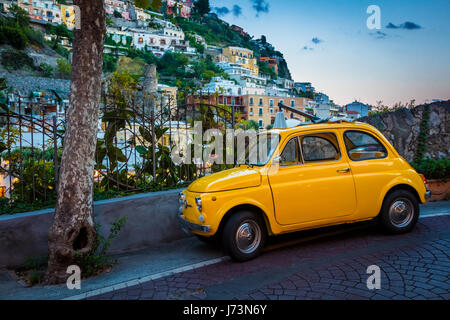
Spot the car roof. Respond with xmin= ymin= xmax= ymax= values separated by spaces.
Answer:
xmin=265 ymin=121 xmax=379 ymax=137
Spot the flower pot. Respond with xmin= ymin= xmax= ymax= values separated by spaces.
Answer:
xmin=427 ymin=179 xmax=450 ymax=202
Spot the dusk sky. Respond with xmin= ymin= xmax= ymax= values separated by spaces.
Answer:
xmin=210 ymin=0 xmax=450 ymax=106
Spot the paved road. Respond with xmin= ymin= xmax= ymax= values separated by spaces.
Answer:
xmin=89 ymin=213 xmax=450 ymax=300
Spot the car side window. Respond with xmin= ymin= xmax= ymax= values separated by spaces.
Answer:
xmin=344 ymin=130 xmax=388 ymax=161
xmin=300 ymin=133 xmax=341 ymax=163
xmin=280 ymin=138 xmax=300 ymax=166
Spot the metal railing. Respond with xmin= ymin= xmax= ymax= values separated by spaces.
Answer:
xmin=0 ymin=88 xmax=240 ymax=212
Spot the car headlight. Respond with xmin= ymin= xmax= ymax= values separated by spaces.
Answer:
xmin=195 ymin=196 xmax=202 ymax=212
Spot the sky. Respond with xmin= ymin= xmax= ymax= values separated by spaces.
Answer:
xmin=210 ymin=0 xmax=450 ymax=106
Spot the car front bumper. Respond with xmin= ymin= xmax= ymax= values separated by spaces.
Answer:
xmin=178 ymin=214 xmax=211 ymax=234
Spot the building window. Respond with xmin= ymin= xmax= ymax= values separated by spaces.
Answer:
xmin=259 ymin=98 xmax=263 ymax=106
xmin=270 ymin=108 xmax=274 ymax=114
xmin=138 ymin=37 xmax=143 ymax=43
xmin=259 ymin=107 xmax=263 ymax=116
xmin=249 ymin=97 xmax=254 ymax=105
xmin=279 ymin=100 xmax=284 ymax=105
xmin=259 ymin=120 xmax=263 ymax=128
xmin=291 ymin=100 xmax=295 ymax=107
xmin=270 ymin=99 xmax=274 ymax=107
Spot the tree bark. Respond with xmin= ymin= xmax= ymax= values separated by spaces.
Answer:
xmin=45 ymin=0 xmax=106 ymax=284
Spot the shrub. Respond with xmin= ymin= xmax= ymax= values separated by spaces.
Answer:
xmin=0 ymin=49 xmax=34 ymax=70
xmin=56 ymin=58 xmax=72 ymax=79
xmin=0 ymin=26 xmax=28 ymax=50
xmin=39 ymin=63 xmax=54 ymax=77
xmin=411 ymin=157 xmax=450 ymax=180
xmin=26 ymin=28 xmax=46 ymax=47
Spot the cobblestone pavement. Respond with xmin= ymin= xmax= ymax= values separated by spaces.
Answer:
xmin=89 ymin=215 xmax=450 ymax=300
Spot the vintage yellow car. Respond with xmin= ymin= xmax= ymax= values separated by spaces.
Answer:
xmin=178 ymin=121 xmax=430 ymax=261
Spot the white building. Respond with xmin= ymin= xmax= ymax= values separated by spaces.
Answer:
xmin=265 ymin=85 xmax=290 ymax=97
xmin=204 ymin=77 xmax=242 ymax=96
xmin=132 ymin=28 xmax=193 ymax=57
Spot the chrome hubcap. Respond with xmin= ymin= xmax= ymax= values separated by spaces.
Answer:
xmin=389 ymin=198 xmax=414 ymax=228
xmin=235 ymin=220 xmax=261 ymax=254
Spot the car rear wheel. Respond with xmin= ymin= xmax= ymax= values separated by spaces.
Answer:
xmin=379 ymin=189 xmax=419 ymax=234
xmin=222 ymin=211 xmax=266 ymax=262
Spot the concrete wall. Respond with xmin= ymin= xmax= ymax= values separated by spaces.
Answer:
xmin=0 ymin=189 xmax=189 ymax=268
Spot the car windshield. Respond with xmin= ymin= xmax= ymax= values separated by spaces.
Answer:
xmin=239 ymin=133 xmax=280 ymax=166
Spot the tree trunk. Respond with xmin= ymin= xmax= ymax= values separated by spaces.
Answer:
xmin=45 ymin=0 xmax=106 ymax=284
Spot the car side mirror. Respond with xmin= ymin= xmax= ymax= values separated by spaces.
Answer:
xmin=272 ymin=156 xmax=281 ymax=165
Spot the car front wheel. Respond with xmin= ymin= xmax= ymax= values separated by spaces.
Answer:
xmin=222 ymin=211 xmax=266 ymax=262
xmin=380 ymin=189 xmax=420 ymax=234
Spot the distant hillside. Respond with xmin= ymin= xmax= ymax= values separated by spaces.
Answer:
xmin=175 ymin=15 xmax=292 ymax=80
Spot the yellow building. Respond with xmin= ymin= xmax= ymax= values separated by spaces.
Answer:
xmin=243 ymin=95 xmax=313 ymax=129
xmin=60 ymin=5 xmax=76 ymax=30
xmin=222 ymin=46 xmax=259 ymax=76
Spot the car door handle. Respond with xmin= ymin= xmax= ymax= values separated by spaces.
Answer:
xmin=337 ymin=168 xmax=351 ymax=173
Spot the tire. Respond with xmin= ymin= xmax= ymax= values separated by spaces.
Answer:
xmin=222 ymin=211 xmax=267 ymax=262
xmin=379 ymin=189 xmax=420 ymax=234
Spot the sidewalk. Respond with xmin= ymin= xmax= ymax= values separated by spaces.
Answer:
xmin=1 ymin=201 xmax=449 ymax=300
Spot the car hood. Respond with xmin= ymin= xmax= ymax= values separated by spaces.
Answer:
xmin=188 ymin=167 xmax=262 ymax=193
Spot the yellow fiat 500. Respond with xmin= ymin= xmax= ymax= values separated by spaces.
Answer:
xmin=178 ymin=122 xmax=430 ymax=261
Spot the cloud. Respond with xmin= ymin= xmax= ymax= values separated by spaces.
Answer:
xmin=311 ymin=37 xmax=323 ymax=44
xmin=302 ymin=46 xmax=314 ymax=51
xmin=213 ymin=6 xmax=230 ymax=17
xmin=386 ymin=21 xmax=422 ymax=30
xmin=251 ymin=0 xmax=270 ymax=17
xmin=232 ymin=5 xmax=242 ymax=17
xmin=370 ymin=31 xmax=388 ymax=39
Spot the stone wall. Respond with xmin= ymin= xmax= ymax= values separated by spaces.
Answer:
xmin=360 ymin=101 xmax=450 ymax=162
xmin=0 ymin=73 xmax=71 ymax=94
xmin=0 ymin=189 xmax=188 ymax=268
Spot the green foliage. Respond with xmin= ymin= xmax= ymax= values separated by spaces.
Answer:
xmin=39 ymin=63 xmax=54 ymax=77
xmin=411 ymin=157 xmax=450 ymax=180
xmin=56 ymin=58 xmax=72 ymax=79
xmin=103 ymin=54 xmax=118 ymax=73
xmin=0 ymin=26 xmax=28 ymax=49
xmin=116 ymin=56 xmax=146 ymax=79
xmin=75 ymin=216 xmax=127 ymax=278
xmin=151 ymin=0 xmax=163 ymax=11
xmin=113 ymin=10 xmax=122 ymax=18
xmin=125 ymin=47 xmax=158 ymax=65
xmin=185 ymin=33 xmax=205 ymax=54
xmin=1 ymin=49 xmax=35 ymax=70
xmin=46 ymin=23 xmax=74 ymax=43
xmin=193 ymin=0 xmax=211 ymax=16
xmin=53 ymin=43 xmax=70 ymax=59
xmin=8 ymin=4 xmax=30 ymax=28
xmin=258 ymin=60 xmax=277 ymax=79
xmin=135 ymin=0 xmax=150 ymax=9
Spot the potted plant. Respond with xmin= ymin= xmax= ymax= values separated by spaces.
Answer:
xmin=412 ymin=158 xmax=450 ymax=202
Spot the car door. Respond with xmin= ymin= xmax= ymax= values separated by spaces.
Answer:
xmin=342 ymin=129 xmax=393 ymax=219
xmin=268 ymin=131 xmax=357 ymax=226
